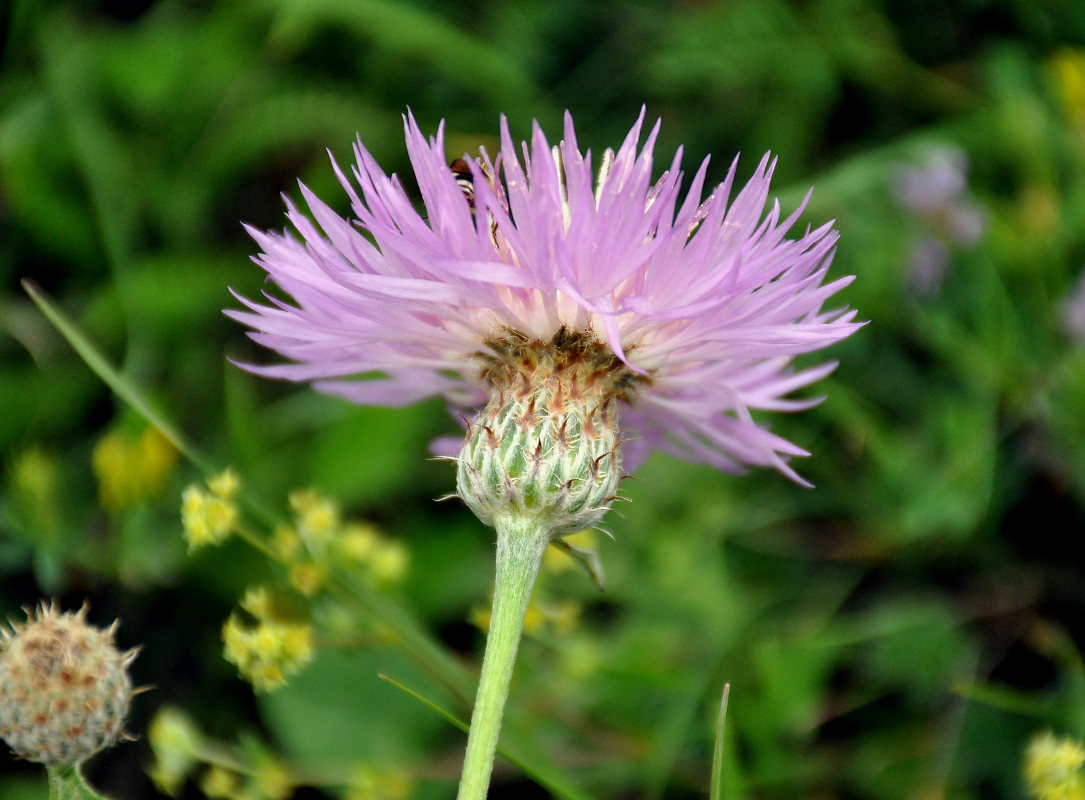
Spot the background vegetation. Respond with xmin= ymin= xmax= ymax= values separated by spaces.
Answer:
xmin=3 ymin=0 xmax=1085 ymax=798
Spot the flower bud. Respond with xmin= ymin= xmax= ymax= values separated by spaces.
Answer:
xmin=0 ymin=602 xmax=137 ymax=765
xmin=457 ymin=327 xmax=638 ymax=536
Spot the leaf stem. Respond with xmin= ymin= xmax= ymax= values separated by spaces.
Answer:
xmin=456 ymin=515 xmax=551 ymax=800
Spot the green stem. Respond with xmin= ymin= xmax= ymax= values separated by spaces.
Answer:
xmin=456 ymin=515 xmax=551 ymax=800
xmin=47 ymin=764 xmax=109 ymax=800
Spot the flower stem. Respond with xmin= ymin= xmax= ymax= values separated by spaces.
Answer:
xmin=456 ymin=515 xmax=551 ymax=800
xmin=47 ymin=764 xmax=109 ymax=800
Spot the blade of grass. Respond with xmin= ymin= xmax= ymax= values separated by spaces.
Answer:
xmin=379 ymin=674 xmax=599 ymax=800
xmin=710 ymin=684 xmax=730 ymax=800
xmin=22 ymin=279 xmax=214 ymax=474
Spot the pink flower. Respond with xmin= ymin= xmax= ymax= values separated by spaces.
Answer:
xmin=230 ymin=110 xmax=861 ymax=484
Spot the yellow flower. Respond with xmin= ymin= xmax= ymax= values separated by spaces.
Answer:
xmin=205 ymin=495 xmax=239 ymax=533
xmin=1025 ymin=731 xmax=1085 ymax=800
xmin=332 ymin=523 xmax=410 ymax=586
xmin=148 ymin=707 xmax=203 ymax=795
xmin=470 ymin=601 xmax=545 ymax=636
xmin=252 ymin=759 xmax=293 ymax=800
xmin=335 ymin=523 xmax=381 ymax=562
xmin=7 ymin=445 xmax=62 ymax=539
xmin=546 ymin=600 xmax=582 ymax=635
xmin=240 ymin=586 xmax=275 ymax=620
xmin=288 ymin=562 xmax=326 ymax=597
xmin=522 ymin=603 xmax=545 ymax=636
xmin=289 ymin=488 xmax=340 ymax=551
xmin=200 ymin=766 xmax=242 ymax=799
xmin=1051 ymin=48 xmax=1085 ymax=127
xmin=9 ymin=445 xmax=59 ymax=506
xmin=272 ymin=525 xmax=302 ymax=561
xmin=207 ymin=468 xmax=241 ymax=499
xmin=346 ymin=765 xmax=412 ymax=800
xmin=369 ymin=540 xmax=409 ymax=585
xmin=222 ymin=613 xmax=314 ymax=692
xmin=93 ymin=426 xmax=178 ymax=510
xmin=180 ymin=471 xmax=241 ymax=551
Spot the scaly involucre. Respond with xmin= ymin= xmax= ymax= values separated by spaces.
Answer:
xmin=230 ymin=109 xmax=861 ymax=483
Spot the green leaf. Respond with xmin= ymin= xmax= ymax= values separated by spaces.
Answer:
xmin=258 ymin=647 xmax=447 ymax=766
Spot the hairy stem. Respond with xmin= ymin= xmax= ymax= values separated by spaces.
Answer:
xmin=47 ymin=764 xmax=109 ymax=800
xmin=456 ymin=515 xmax=551 ymax=800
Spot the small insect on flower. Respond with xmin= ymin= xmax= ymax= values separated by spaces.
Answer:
xmin=450 ymin=158 xmax=477 ymax=210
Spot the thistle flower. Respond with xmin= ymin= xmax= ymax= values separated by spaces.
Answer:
xmin=891 ymin=145 xmax=984 ymax=296
xmin=230 ymin=109 xmax=860 ymax=492
xmin=232 ymin=110 xmax=860 ymax=800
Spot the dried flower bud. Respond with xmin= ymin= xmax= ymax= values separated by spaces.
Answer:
xmin=0 ymin=602 xmax=138 ymax=765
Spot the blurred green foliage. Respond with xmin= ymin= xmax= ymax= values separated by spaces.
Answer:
xmin=3 ymin=0 xmax=1085 ymax=799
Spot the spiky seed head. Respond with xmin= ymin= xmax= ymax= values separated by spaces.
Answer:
xmin=457 ymin=327 xmax=636 ymax=536
xmin=0 ymin=601 xmax=138 ymax=765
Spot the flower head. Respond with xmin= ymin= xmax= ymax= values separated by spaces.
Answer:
xmin=892 ymin=145 xmax=984 ymax=296
xmin=231 ymin=110 xmax=860 ymax=484
xmin=1061 ymin=268 xmax=1085 ymax=345
xmin=0 ymin=601 xmax=138 ymax=766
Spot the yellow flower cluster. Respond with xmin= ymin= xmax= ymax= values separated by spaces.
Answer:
xmin=337 ymin=522 xmax=410 ymax=584
xmin=148 ymin=706 xmax=296 ymax=800
xmin=290 ymin=488 xmax=339 ymax=549
xmin=9 ymin=445 xmax=59 ymax=507
xmin=181 ymin=469 xmax=240 ymax=551
xmin=6 ymin=445 xmax=62 ymax=538
xmin=1025 ymin=731 xmax=1085 ymax=800
xmin=200 ymin=761 xmax=293 ymax=800
xmin=93 ymin=426 xmax=178 ymax=511
xmin=222 ymin=587 xmax=314 ymax=692
xmin=1051 ymin=48 xmax=1085 ymax=129
xmin=345 ymin=765 xmax=412 ymax=800
xmin=199 ymin=766 xmax=242 ymax=799
xmin=147 ymin=707 xmax=204 ymax=796
xmin=471 ymin=597 xmax=582 ymax=638
xmin=273 ymin=488 xmax=409 ymax=596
